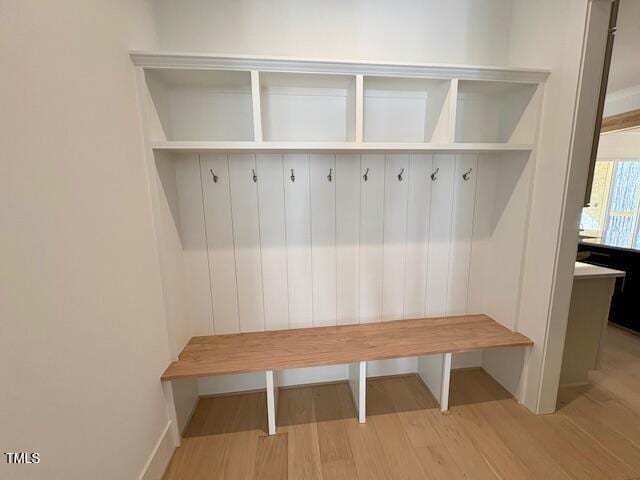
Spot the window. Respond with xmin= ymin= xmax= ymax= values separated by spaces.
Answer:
xmin=581 ymin=159 xmax=640 ymax=248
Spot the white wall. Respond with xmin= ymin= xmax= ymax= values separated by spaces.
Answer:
xmin=505 ymin=0 xmax=610 ymax=412
xmin=598 ymin=128 xmax=640 ymax=157
xmin=0 ymin=1 xmax=175 ymax=479
xmin=153 ymin=0 xmax=513 ymax=66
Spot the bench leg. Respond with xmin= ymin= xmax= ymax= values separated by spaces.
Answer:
xmin=348 ymin=361 xmax=367 ymax=423
xmin=440 ymin=352 xmax=452 ymax=413
xmin=417 ymin=352 xmax=452 ymax=413
xmin=265 ymin=370 xmax=279 ymax=435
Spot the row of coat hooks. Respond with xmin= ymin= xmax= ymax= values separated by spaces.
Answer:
xmin=209 ymin=167 xmax=473 ymax=184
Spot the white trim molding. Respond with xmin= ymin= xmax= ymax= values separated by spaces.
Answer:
xmin=130 ymin=51 xmax=550 ymax=83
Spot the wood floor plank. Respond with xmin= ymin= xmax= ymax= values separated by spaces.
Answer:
xmin=277 ymin=387 xmax=323 ymax=480
xmin=337 ymin=385 xmax=395 ymax=480
xmin=254 ymin=434 xmax=288 ymax=480
xmin=457 ymin=371 xmax=571 ymax=480
xmin=367 ymin=378 xmax=445 ymax=480
xmin=558 ymin=386 xmax=640 ymax=473
xmin=386 ymin=376 xmax=497 ymax=480
xmin=312 ymin=384 xmax=359 ymax=479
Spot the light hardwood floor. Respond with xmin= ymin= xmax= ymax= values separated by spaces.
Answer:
xmin=164 ymin=325 xmax=640 ymax=479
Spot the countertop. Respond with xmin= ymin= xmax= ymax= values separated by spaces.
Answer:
xmin=574 ymin=261 xmax=625 ymax=279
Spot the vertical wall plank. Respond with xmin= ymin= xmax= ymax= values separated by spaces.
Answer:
xmin=425 ymin=155 xmax=455 ymax=317
xmin=200 ymin=153 xmax=240 ymax=334
xmin=256 ymin=154 xmax=289 ymax=330
xmin=359 ymin=154 xmax=385 ymax=323
xmin=381 ymin=154 xmax=410 ymax=321
xmin=336 ymin=154 xmax=361 ymax=325
xmin=175 ymin=154 xmax=214 ymax=335
xmin=310 ymin=154 xmax=337 ymax=327
xmin=403 ymin=154 xmax=432 ymax=318
xmin=283 ymin=154 xmax=313 ymax=328
xmin=447 ymin=155 xmax=478 ymax=315
xmin=228 ymin=154 xmax=265 ymax=332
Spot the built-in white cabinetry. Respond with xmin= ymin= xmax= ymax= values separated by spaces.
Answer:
xmin=144 ymin=69 xmax=254 ymax=141
xmin=136 ymin=53 xmax=546 ymax=152
xmin=363 ymin=77 xmax=454 ymax=143
xmin=260 ymin=72 xmax=357 ymax=142
xmin=135 ymin=52 xmax=547 ymax=395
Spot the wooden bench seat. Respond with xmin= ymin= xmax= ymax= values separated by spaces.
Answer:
xmin=162 ymin=314 xmax=532 ymax=435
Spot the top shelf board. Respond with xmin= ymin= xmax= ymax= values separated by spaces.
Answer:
xmin=131 ymin=51 xmax=550 ymax=84
xmin=150 ymin=140 xmax=534 ymax=153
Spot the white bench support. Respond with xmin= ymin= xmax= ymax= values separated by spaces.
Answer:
xmin=440 ymin=352 xmax=452 ymax=412
xmin=265 ymin=370 xmax=279 ymax=435
xmin=417 ymin=352 xmax=452 ymax=413
xmin=348 ymin=361 xmax=367 ymax=423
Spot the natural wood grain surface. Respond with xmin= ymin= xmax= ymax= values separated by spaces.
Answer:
xmin=162 ymin=314 xmax=531 ymax=380
xmin=601 ymin=108 xmax=640 ymax=133
xmin=163 ymin=333 xmax=640 ymax=480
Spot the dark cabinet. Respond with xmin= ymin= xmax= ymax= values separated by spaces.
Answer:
xmin=578 ymin=242 xmax=639 ymax=333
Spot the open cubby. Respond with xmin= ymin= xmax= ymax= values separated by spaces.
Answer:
xmin=455 ymin=80 xmax=539 ymax=143
xmin=260 ymin=72 xmax=356 ymax=142
xmin=144 ymin=68 xmax=254 ymax=141
xmin=363 ymin=77 xmax=453 ymax=143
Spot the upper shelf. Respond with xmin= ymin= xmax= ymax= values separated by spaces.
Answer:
xmin=134 ymin=51 xmax=548 ymax=149
xmin=150 ymin=141 xmax=535 ymax=153
xmin=131 ymin=51 xmax=550 ymax=83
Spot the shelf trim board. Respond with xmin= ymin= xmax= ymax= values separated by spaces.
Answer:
xmin=151 ymin=141 xmax=534 ymax=153
xmin=130 ymin=51 xmax=550 ymax=84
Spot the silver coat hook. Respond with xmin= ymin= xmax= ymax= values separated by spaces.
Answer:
xmin=210 ymin=169 xmax=218 ymax=183
xmin=363 ymin=168 xmax=369 ymax=182
xmin=290 ymin=169 xmax=295 ymax=182
xmin=398 ymin=168 xmax=405 ymax=182
xmin=327 ymin=168 xmax=333 ymax=182
xmin=252 ymin=169 xmax=258 ymax=183
xmin=462 ymin=168 xmax=473 ymax=181
xmin=430 ymin=167 xmax=439 ymax=181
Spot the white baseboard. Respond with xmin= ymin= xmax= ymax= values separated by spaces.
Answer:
xmin=139 ymin=421 xmax=175 ymax=480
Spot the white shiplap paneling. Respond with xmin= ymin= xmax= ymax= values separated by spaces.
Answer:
xmin=256 ymin=153 xmax=289 ymax=330
xmin=175 ymin=154 xmax=214 ymax=335
xmin=336 ymin=154 xmax=361 ymax=325
xmin=446 ymin=154 xmax=478 ymax=315
xmin=359 ymin=154 xmax=385 ymax=323
xmin=382 ymin=154 xmax=410 ymax=321
xmin=403 ymin=154 xmax=432 ymax=318
xmin=425 ymin=155 xmax=455 ymax=317
xmin=228 ymin=154 xmax=265 ymax=332
xmin=310 ymin=154 xmax=337 ymax=327
xmin=283 ymin=154 xmax=313 ymax=328
xmin=200 ymin=153 xmax=240 ymax=334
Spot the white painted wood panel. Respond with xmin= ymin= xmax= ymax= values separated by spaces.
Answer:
xmin=336 ymin=154 xmax=361 ymax=325
xmin=228 ymin=154 xmax=265 ymax=332
xmin=200 ymin=153 xmax=240 ymax=334
xmin=256 ymin=154 xmax=289 ymax=330
xmin=425 ymin=155 xmax=455 ymax=316
xmin=403 ymin=154 xmax=432 ymax=318
xmin=382 ymin=154 xmax=409 ymax=321
xmin=310 ymin=154 xmax=337 ymax=327
xmin=467 ymin=155 xmax=497 ymax=314
xmin=174 ymin=154 xmax=214 ymax=335
xmin=446 ymin=155 xmax=478 ymax=315
xmin=283 ymin=154 xmax=313 ymax=328
xmin=348 ymin=361 xmax=367 ymax=423
xmin=359 ymin=154 xmax=385 ymax=323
